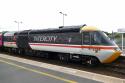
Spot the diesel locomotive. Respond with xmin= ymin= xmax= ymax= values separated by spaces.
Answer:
xmin=0 ymin=25 xmax=122 ymax=66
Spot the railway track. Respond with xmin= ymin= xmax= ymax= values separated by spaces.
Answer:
xmin=104 ymin=64 xmax=125 ymax=75
xmin=103 ymin=56 xmax=125 ymax=75
xmin=1 ymin=51 xmax=125 ymax=79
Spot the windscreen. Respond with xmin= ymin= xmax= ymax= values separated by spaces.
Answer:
xmin=91 ymin=31 xmax=116 ymax=46
xmin=82 ymin=31 xmax=116 ymax=46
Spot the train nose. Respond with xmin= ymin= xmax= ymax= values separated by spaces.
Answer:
xmin=103 ymin=51 xmax=122 ymax=63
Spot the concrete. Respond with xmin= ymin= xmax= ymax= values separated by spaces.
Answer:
xmin=0 ymin=55 xmax=100 ymax=83
xmin=0 ymin=53 xmax=125 ymax=83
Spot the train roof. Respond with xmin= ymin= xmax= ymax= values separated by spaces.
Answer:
xmin=4 ymin=31 xmax=17 ymax=36
xmin=0 ymin=31 xmax=8 ymax=34
xmin=16 ymin=24 xmax=100 ymax=35
xmin=17 ymin=30 xmax=31 ymax=34
xmin=29 ymin=24 xmax=86 ymax=34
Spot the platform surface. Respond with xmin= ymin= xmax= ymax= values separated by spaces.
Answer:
xmin=0 ymin=57 xmax=101 ymax=83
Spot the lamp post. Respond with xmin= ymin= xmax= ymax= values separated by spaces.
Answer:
xmin=59 ymin=12 xmax=67 ymax=26
xmin=14 ymin=21 xmax=22 ymax=31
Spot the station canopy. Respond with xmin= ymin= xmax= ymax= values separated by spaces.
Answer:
xmin=118 ymin=28 xmax=125 ymax=33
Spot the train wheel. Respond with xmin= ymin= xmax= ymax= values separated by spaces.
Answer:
xmin=18 ymin=50 xmax=21 ymax=54
xmin=86 ymin=57 xmax=99 ymax=67
xmin=58 ymin=53 xmax=69 ymax=62
xmin=8 ymin=48 xmax=11 ymax=53
xmin=17 ymin=49 xmax=24 ymax=55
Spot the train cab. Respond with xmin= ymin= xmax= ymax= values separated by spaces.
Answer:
xmin=80 ymin=26 xmax=121 ymax=64
xmin=81 ymin=26 xmax=116 ymax=46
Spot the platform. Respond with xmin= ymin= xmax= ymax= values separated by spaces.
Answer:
xmin=0 ymin=55 xmax=100 ymax=83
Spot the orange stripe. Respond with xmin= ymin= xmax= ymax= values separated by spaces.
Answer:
xmin=102 ymin=51 xmax=121 ymax=63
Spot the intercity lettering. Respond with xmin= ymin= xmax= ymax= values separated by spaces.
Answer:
xmin=33 ymin=36 xmax=57 ymax=42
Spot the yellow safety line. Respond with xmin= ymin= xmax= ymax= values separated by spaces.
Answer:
xmin=0 ymin=59 xmax=77 ymax=83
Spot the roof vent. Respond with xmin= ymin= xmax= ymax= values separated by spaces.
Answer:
xmin=59 ymin=26 xmax=63 ymax=29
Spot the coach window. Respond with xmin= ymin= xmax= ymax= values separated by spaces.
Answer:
xmin=82 ymin=32 xmax=91 ymax=45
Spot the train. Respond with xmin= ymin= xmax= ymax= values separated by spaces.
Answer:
xmin=0 ymin=24 xmax=122 ymax=66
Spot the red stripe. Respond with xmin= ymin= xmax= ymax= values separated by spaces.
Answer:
xmin=29 ymin=43 xmax=116 ymax=50
xmin=4 ymin=42 xmax=16 ymax=44
xmin=4 ymin=42 xmax=117 ymax=50
xmin=81 ymin=46 xmax=115 ymax=49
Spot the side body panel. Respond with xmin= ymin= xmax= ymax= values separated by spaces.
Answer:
xmin=29 ymin=32 xmax=82 ymax=54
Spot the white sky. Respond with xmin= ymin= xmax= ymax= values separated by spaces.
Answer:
xmin=0 ymin=0 xmax=125 ymax=32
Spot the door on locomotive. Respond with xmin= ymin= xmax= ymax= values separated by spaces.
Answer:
xmin=82 ymin=32 xmax=91 ymax=45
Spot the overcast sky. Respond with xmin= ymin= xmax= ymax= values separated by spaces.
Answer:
xmin=0 ymin=0 xmax=125 ymax=32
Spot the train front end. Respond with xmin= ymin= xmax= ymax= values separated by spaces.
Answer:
xmin=81 ymin=26 xmax=121 ymax=64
